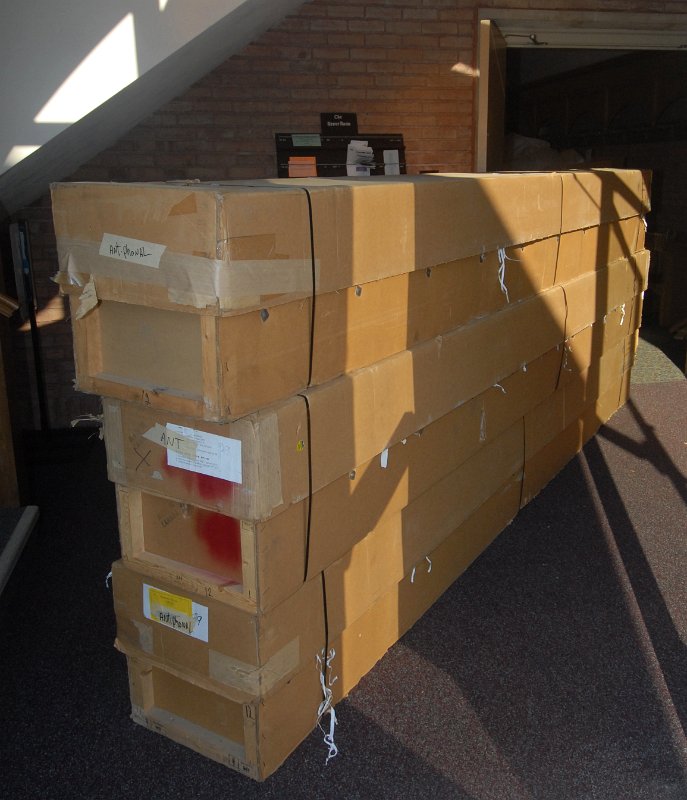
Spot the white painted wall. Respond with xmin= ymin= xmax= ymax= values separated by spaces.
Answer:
xmin=0 ymin=0 xmax=305 ymax=212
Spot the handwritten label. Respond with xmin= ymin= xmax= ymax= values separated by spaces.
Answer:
xmin=143 ymin=423 xmax=197 ymax=460
xmin=99 ymin=233 xmax=166 ymax=268
xmin=143 ymin=584 xmax=209 ymax=641
xmin=165 ymin=423 xmax=242 ymax=484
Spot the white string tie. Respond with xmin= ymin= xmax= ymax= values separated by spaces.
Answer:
xmin=105 ymin=570 xmax=112 ymax=589
xmin=522 ymin=363 xmax=527 ymax=373
xmin=642 ymin=216 xmax=648 ymax=232
xmin=562 ymin=346 xmax=572 ymax=372
xmin=620 ymin=303 xmax=626 ymax=326
xmin=315 ymin=649 xmax=339 ymax=764
xmin=497 ymin=247 xmax=515 ymax=303
xmin=493 ymin=383 xmax=506 ymax=394
xmin=411 ymin=557 xmax=433 ymax=583
xmin=71 ymin=414 xmax=104 ymax=440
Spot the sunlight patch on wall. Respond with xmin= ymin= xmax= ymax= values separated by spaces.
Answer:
xmin=34 ymin=14 xmax=139 ymax=125
xmin=4 ymin=145 xmax=41 ymax=170
xmin=452 ymin=62 xmax=479 ymax=78
xmin=18 ymin=294 xmax=66 ymax=332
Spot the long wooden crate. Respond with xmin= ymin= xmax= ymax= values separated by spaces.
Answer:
xmin=52 ymin=171 xmax=649 ymax=420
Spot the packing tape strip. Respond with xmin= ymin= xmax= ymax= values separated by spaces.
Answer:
xmin=56 ymin=237 xmax=319 ymax=311
xmin=209 ymin=638 xmax=301 ymax=694
xmin=102 ymin=398 xmax=126 ymax=482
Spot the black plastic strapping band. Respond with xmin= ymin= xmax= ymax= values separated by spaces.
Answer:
xmin=321 ymin=571 xmax=330 ymax=658
xmin=299 ymin=187 xmax=317 ymax=388
xmin=298 ymin=392 xmax=314 ymax=584
xmin=227 ymin=182 xmax=327 ymax=666
xmin=554 ymin=283 xmax=570 ymax=392
xmin=295 ymin=188 xmax=331 ymax=672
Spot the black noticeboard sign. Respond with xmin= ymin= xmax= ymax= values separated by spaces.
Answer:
xmin=320 ymin=112 xmax=358 ymax=135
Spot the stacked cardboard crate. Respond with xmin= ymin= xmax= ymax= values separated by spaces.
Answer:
xmin=52 ymin=170 xmax=650 ymax=780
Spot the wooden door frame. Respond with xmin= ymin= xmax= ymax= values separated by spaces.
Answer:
xmin=474 ymin=9 xmax=687 ymax=171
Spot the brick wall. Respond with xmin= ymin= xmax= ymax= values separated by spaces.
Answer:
xmin=6 ymin=0 xmax=687 ymax=430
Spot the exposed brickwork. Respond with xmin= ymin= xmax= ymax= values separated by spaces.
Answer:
xmin=5 ymin=0 xmax=686 ymax=429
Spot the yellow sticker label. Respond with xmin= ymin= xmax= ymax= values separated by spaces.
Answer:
xmin=296 ymin=440 xmax=305 ymax=452
xmin=143 ymin=584 xmax=209 ymax=641
xmin=148 ymin=587 xmax=193 ymax=617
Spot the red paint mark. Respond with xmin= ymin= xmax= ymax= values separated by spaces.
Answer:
xmin=195 ymin=509 xmax=242 ymax=577
xmin=162 ymin=462 xmax=236 ymax=505
xmin=162 ymin=461 xmax=195 ymax=491
xmin=195 ymin=472 xmax=233 ymax=502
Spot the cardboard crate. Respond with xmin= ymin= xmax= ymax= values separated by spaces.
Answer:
xmin=68 ymin=247 xmax=647 ymax=420
xmin=54 ymin=171 xmax=649 ymax=419
xmin=101 ymin=289 xmax=568 ymax=509
xmin=125 ymin=651 xmax=322 ymax=781
xmin=65 ymin=235 xmax=557 ymax=418
xmin=53 ymin=172 xmax=612 ymax=315
xmin=115 ymin=418 xmax=526 ymax=612
xmin=120 ymin=478 xmax=521 ymax=780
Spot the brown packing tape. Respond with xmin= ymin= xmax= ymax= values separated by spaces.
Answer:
xmin=102 ymin=399 xmax=126 ymax=484
xmin=208 ymin=639 xmax=301 ymax=695
xmin=132 ymin=620 xmax=154 ymax=654
xmin=74 ymin=277 xmax=99 ymax=320
xmin=142 ymin=423 xmax=198 ymax=460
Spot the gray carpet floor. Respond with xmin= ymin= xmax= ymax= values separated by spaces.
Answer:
xmin=0 ymin=330 xmax=685 ymax=799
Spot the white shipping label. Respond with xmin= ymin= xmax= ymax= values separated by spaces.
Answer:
xmin=143 ymin=584 xmax=209 ymax=642
xmin=165 ymin=423 xmax=242 ymax=484
xmin=99 ymin=233 xmax=166 ymax=268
